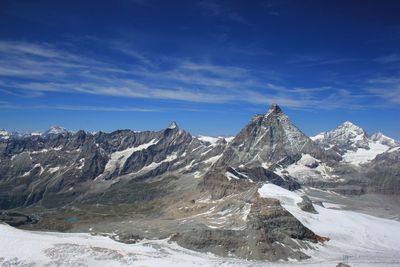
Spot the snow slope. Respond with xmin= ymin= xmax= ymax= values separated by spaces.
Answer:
xmin=312 ymin=121 xmax=400 ymax=166
xmin=197 ymin=135 xmax=234 ymax=146
xmin=2 ymin=211 xmax=400 ymax=267
xmin=275 ymin=154 xmax=336 ymax=182
xmin=104 ymin=138 xmax=159 ymax=174
xmin=43 ymin=126 xmax=69 ymax=136
xmin=0 ymin=223 xmax=225 ymax=267
xmin=258 ymin=183 xmax=400 ymax=266
xmin=370 ymin=132 xmax=399 ymax=147
xmin=198 ymin=135 xmax=222 ymax=146
xmin=0 ymin=223 xmax=329 ymax=267
xmin=342 ymin=141 xmax=391 ymax=165
xmin=312 ymin=121 xmax=369 ymax=151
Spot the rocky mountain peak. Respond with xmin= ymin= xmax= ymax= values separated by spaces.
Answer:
xmin=332 ymin=121 xmax=366 ymax=139
xmin=371 ymin=132 xmax=383 ymax=138
xmin=312 ymin=121 xmax=370 ymax=153
xmin=0 ymin=129 xmax=10 ymax=140
xmin=42 ymin=126 xmax=69 ymax=137
xmin=339 ymin=121 xmax=366 ymax=135
xmin=370 ymin=132 xmax=399 ymax=147
xmin=168 ymin=121 xmax=178 ymax=130
xmin=265 ymin=103 xmax=283 ymax=116
xmin=216 ymin=104 xmax=334 ymax=169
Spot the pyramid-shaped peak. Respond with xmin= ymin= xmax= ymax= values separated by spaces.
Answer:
xmin=341 ymin=121 xmax=359 ymax=127
xmin=264 ymin=103 xmax=283 ymax=117
xmin=270 ymin=103 xmax=282 ymax=113
xmin=44 ymin=125 xmax=68 ymax=135
xmin=215 ymin=102 xmax=333 ymax=169
xmin=49 ymin=125 xmax=66 ymax=130
xmin=168 ymin=121 xmax=178 ymax=129
xmin=338 ymin=121 xmax=365 ymax=133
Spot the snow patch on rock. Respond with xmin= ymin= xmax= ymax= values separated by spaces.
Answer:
xmin=276 ymin=154 xmax=335 ymax=182
xmin=105 ymin=139 xmax=159 ymax=174
xmin=225 ymin=171 xmax=240 ymax=181
xmin=342 ymin=142 xmax=391 ymax=165
xmin=48 ymin=166 xmax=60 ymax=174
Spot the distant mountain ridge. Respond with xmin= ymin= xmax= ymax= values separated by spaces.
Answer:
xmin=1 ymin=104 xmax=400 ymax=261
xmin=312 ymin=121 xmax=399 ymax=166
xmin=0 ymin=126 xmax=69 ymax=141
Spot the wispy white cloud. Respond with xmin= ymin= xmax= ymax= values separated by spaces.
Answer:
xmin=290 ymin=55 xmax=359 ymax=66
xmin=265 ymin=83 xmax=332 ymax=93
xmin=0 ymin=102 xmax=158 ymax=112
xmin=367 ymin=77 xmax=400 ymax=84
xmin=368 ymin=87 xmax=400 ymax=104
xmin=0 ymin=41 xmax=61 ymax=58
xmin=0 ymin=40 xmax=381 ymax=110
xmin=367 ymin=76 xmax=400 ymax=104
xmin=375 ymin=54 xmax=400 ymax=63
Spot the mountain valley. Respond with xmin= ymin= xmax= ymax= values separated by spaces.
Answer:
xmin=1 ymin=104 xmax=400 ymax=266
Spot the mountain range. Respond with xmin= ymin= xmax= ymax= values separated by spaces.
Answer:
xmin=1 ymin=104 xmax=400 ymax=263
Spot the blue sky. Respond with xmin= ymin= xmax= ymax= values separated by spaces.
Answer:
xmin=1 ymin=0 xmax=400 ymax=138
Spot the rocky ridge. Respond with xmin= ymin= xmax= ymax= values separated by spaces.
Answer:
xmin=0 ymin=104 xmax=399 ymax=261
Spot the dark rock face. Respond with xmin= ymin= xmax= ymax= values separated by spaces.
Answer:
xmin=201 ymin=166 xmax=301 ymax=200
xmin=172 ymin=197 xmax=321 ymax=261
xmin=200 ymin=171 xmax=252 ymax=200
xmin=297 ymin=196 xmax=318 ymax=214
xmin=364 ymin=149 xmax=400 ymax=194
xmin=236 ymin=167 xmax=301 ymax=190
xmin=0 ymin=211 xmax=38 ymax=226
xmin=171 ymin=229 xmax=249 ymax=258
xmin=0 ymin=131 xmax=108 ymax=209
xmin=248 ymin=197 xmax=318 ymax=243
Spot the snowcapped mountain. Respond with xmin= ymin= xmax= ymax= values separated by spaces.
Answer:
xmin=311 ymin=121 xmax=369 ymax=151
xmin=216 ymin=104 xmax=339 ymax=170
xmin=312 ymin=121 xmax=400 ymax=166
xmin=167 ymin=121 xmax=178 ymax=129
xmin=0 ymin=129 xmax=10 ymax=140
xmin=197 ymin=135 xmax=234 ymax=146
xmin=370 ymin=132 xmax=400 ymax=147
xmin=42 ymin=126 xmax=69 ymax=137
xmin=1 ymin=104 xmax=400 ymax=265
xmin=0 ymin=121 xmax=228 ymax=209
xmin=199 ymin=104 xmax=343 ymax=201
xmin=0 ymin=126 xmax=69 ymax=140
